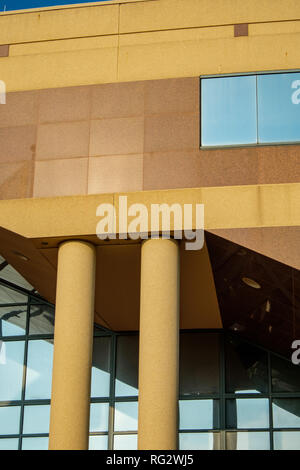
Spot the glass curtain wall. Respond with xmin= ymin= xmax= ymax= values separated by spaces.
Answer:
xmin=0 ymin=260 xmax=299 ymax=450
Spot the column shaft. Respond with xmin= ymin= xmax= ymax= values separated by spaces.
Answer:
xmin=49 ymin=240 xmax=96 ymax=450
xmin=138 ymin=239 xmax=180 ymax=450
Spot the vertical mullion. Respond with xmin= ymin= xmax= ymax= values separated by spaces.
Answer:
xmin=108 ymin=333 xmax=116 ymax=450
xmin=18 ymin=296 xmax=30 ymax=450
xmin=220 ymin=332 xmax=226 ymax=450
xmin=268 ymin=351 xmax=274 ymax=450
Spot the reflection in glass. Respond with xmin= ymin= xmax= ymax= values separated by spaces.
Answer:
xmin=225 ymin=337 xmax=268 ymax=394
xmin=0 ymin=341 xmax=24 ymax=401
xmin=0 ymin=406 xmax=21 ymax=435
xmin=226 ymin=399 xmax=269 ymax=429
xmin=179 ymin=432 xmax=220 ymax=450
xmin=0 ymin=305 xmax=27 ymax=337
xmin=115 ymin=335 xmax=139 ymax=397
xmin=21 ymin=437 xmax=49 ymax=450
xmin=89 ymin=403 xmax=109 ymax=432
xmin=0 ymin=284 xmax=28 ymax=304
xmin=258 ymin=72 xmax=300 ymax=143
xmin=179 ymin=400 xmax=219 ymax=430
xmin=271 ymin=355 xmax=300 ymax=393
xmin=89 ymin=435 xmax=108 ymax=450
xmin=23 ymin=405 xmax=50 ymax=434
xmin=180 ymin=333 xmax=219 ymax=396
xmin=0 ymin=438 xmax=19 ymax=450
xmin=91 ymin=336 xmax=111 ymax=398
xmin=114 ymin=434 xmax=138 ymax=450
xmin=274 ymin=431 xmax=300 ymax=450
xmin=226 ymin=431 xmax=270 ymax=450
xmin=29 ymin=305 xmax=55 ymax=336
xmin=25 ymin=340 xmax=53 ymax=400
xmin=0 ymin=265 xmax=33 ymax=291
xmin=114 ymin=402 xmax=138 ymax=432
xmin=272 ymin=399 xmax=300 ymax=428
xmin=201 ymin=75 xmax=257 ymax=146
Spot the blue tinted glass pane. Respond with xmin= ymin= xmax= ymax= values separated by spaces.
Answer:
xmin=201 ymin=76 xmax=257 ymax=146
xmin=114 ymin=434 xmax=138 ymax=450
xmin=225 ymin=336 xmax=268 ymax=394
xmin=0 ymin=406 xmax=21 ymax=435
xmin=0 ymin=341 xmax=24 ymax=401
xmin=29 ymin=305 xmax=55 ymax=335
xmin=23 ymin=405 xmax=50 ymax=434
xmin=21 ymin=437 xmax=49 ymax=450
xmin=179 ymin=432 xmax=220 ymax=450
xmin=0 ymin=438 xmax=19 ymax=450
xmin=114 ymin=402 xmax=138 ymax=432
xmin=274 ymin=431 xmax=300 ymax=450
xmin=115 ymin=336 xmax=139 ymax=397
xmin=88 ymin=435 xmax=108 ymax=450
xmin=0 ymin=285 xmax=28 ymax=304
xmin=91 ymin=337 xmax=110 ymax=398
xmin=272 ymin=399 xmax=300 ymax=428
xmin=89 ymin=403 xmax=109 ymax=432
xmin=258 ymin=72 xmax=300 ymax=143
xmin=0 ymin=265 xmax=33 ymax=291
xmin=226 ymin=398 xmax=269 ymax=429
xmin=25 ymin=340 xmax=53 ymax=399
xmin=0 ymin=305 xmax=27 ymax=337
xmin=226 ymin=431 xmax=270 ymax=450
xmin=179 ymin=400 xmax=219 ymax=430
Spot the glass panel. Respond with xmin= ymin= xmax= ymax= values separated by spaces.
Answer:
xmin=0 ymin=305 xmax=27 ymax=337
xmin=89 ymin=403 xmax=109 ymax=432
xmin=179 ymin=400 xmax=219 ymax=430
xmin=180 ymin=333 xmax=219 ymax=396
xmin=274 ymin=431 xmax=300 ymax=450
xmin=272 ymin=399 xmax=300 ymax=428
xmin=226 ymin=431 xmax=270 ymax=450
xmin=23 ymin=405 xmax=50 ymax=434
xmin=0 ymin=340 xmax=24 ymax=401
xmin=115 ymin=335 xmax=139 ymax=397
xmin=201 ymin=75 xmax=257 ymax=146
xmin=226 ymin=398 xmax=269 ymax=429
xmin=0 ymin=438 xmax=19 ymax=450
xmin=225 ymin=337 xmax=268 ymax=394
xmin=113 ymin=434 xmax=138 ymax=450
xmin=114 ymin=402 xmax=138 ymax=432
xmin=271 ymin=355 xmax=300 ymax=393
xmin=0 ymin=265 xmax=33 ymax=291
xmin=89 ymin=435 xmax=108 ymax=450
xmin=0 ymin=406 xmax=21 ymax=435
xmin=257 ymin=72 xmax=300 ymax=143
xmin=29 ymin=305 xmax=55 ymax=335
xmin=0 ymin=284 xmax=28 ymax=304
xmin=21 ymin=437 xmax=49 ymax=450
xmin=91 ymin=336 xmax=111 ymax=398
xmin=179 ymin=432 xmax=220 ymax=450
xmin=25 ymin=340 xmax=53 ymax=400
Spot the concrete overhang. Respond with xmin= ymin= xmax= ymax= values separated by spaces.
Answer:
xmin=0 ymin=183 xmax=299 ymax=330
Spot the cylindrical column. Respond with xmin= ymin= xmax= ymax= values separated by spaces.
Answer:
xmin=138 ymin=238 xmax=180 ymax=450
xmin=49 ymin=240 xmax=96 ymax=450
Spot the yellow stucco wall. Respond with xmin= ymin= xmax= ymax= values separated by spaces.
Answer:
xmin=1 ymin=0 xmax=300 ymax=91
xmin=0 ymin=183 xmax=298 ymax=241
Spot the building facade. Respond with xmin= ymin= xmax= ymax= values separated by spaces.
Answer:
xmin=0 ymin=0 xmax=299 ymax=450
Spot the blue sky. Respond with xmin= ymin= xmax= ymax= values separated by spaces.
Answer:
xmin=0 ymin=0 xmax=109 ymax=11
